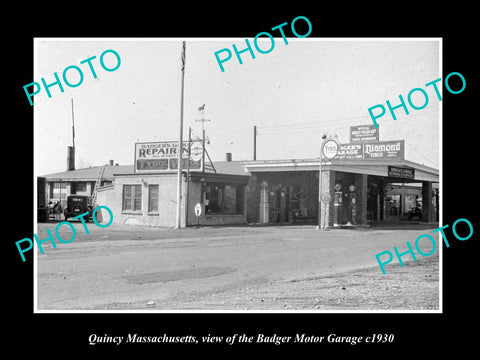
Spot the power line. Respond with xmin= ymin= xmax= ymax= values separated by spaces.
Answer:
xmin=256 ymin=108 xmax=440 ymax=136
xmin=407 ymin=144 xmax=438 ymax=168
xmin=257 ymin=115 xmax=370 ymax=131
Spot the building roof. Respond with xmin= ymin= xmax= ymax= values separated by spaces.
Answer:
xmin=41 ymin=165 xmax=134 ymax=181
xmin=197 ymin=160 xmax=249 ymax=176
xmin=41 ymin=161 xmax=248 ymax=181
xmin=41 ymin=158 xmax=438 ymax=183
xmin=243 ymin=158 xmax=439 ymax=183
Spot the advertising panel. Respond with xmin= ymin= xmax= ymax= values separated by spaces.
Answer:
xmin=350 ymin=124 xmax=379 ymax=143
xmin=335 ymin=143 xmax=363 ymax=160
xmin=134 ymin=141 xmax=203 ymax=173
xmin=332 ymin=140 xmax=404 ymax=161
xmin=362 ymin=140 xmax=404 ymax=160
xmin=388 ymin=165 xmax=415 ymax=179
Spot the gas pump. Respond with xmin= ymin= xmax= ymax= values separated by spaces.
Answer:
xmin=333 ymin=183 xmax=343 ymax=227
xmin=346 ymin=184 xmax=356 ymax=226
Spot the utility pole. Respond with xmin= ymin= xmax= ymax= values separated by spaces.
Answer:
xmin=67 ymin=98 xmax=76 ymax=171
xmin=185 ymin=126 xmax=192 ymax=227
xmin=175 ymin=41 xmax=186 ymax=229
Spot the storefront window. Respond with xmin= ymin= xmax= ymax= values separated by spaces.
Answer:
xmin=205 ymin=183 xmax=244 ymax=215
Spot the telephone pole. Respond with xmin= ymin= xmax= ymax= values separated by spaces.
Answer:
xmin=175 ymin=41 xmax=186 ymax=229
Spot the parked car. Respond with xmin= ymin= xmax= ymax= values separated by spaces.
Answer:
xmin=64 ymin=195 xmax=93 ymax=221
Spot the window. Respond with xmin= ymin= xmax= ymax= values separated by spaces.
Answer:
xmin=148 ymin=185 xmax=159 ymax=212
xmin=50 ymin=182 xmax=68 ymax=200
xmin=223 ymin=185 xmax=237 ymax=215
xmin=123 ymin=185 xmax=142 ymax=211
xmin=76 ymin=182 xmax=87 ymax=192
xmin=54 ymin=182 xmax=67 ymax=189
xmin=205 ymin=183 xmax=244 ymax=215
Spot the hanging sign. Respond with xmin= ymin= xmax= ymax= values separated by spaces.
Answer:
xmin=388 ymin=166 xmax=415 ymax=180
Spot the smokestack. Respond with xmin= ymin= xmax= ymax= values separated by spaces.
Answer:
xmin=226 ymin=152 xmax=232 ymax=162
xmin=67 ymin=146 xmax=75 ymax=171
xmin=109 ymin=159 xmax=114 ymax=166
xmin=67 ymin=99 xmax=76 ymax=171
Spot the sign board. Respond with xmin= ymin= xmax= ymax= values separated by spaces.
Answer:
xmin=350 ymin=124 xmax=379 ymax=143
xmin=322 ymin=139 xmax=339 ymax=159
xmin=135 ymin=141 xmax=203 ymax=173
xmin=388 ymin=166 xmax=415 ymax=180
xmin=363 ymin=140 xmax=404 ymax=160
xmin=190 ymin=143 xmax=203 ymax=162
xmin=320 ymin=192 xmax=331 ymax=203
xmin=332 ymin=140 xmax=404 ymax=161
xmin=335 ymin=143 xmax=363 ymax=160
xmin=194 ymin=203 xmax=202 ymax=217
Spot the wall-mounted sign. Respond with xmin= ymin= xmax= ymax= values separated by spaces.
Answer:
xmin=350 ymin=124 xmax=379 ymax=143
xmin=135 ymin=141 xmax=203 ymax=173
xmin=335 ymin=143 xmax=363 ymax=160
xmin=388 ymin=166 xmax=415 ymax=180
xmin=332 ymin=140 xmax=404 ymax=161
xmin=363 ymin=140 xmax=404 ymax=160
xmin=320 ymin=192 xmax=331 ymax=203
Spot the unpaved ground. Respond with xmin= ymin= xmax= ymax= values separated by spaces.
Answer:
xmin=93 ymin=256 xmax=438 ymax=311
xmin=35 ymin=222 xmax=440 ymax=311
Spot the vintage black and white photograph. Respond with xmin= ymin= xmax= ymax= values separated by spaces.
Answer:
xmin=33 ymin=38 xmax=441 ymax=312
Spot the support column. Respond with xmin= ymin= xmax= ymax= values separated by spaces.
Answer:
xmin=259 ymin=181 xmax=269 ymax=223
xmin=320 ymin=170 xmax=335 ymax=228
xmin=354 ymin=174 xmax=368 ymax=226
xmin=422 ymin=181 xmax=435 ymax=222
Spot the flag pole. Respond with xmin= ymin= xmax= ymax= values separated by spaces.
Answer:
xmin=176 ymin=41 xmax=186 ymax=229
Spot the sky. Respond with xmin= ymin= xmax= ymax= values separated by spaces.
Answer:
xmin=34 ymin=38 xmax=440 ymax=176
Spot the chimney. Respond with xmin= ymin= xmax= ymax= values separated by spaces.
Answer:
xmin=67 ymin=146 xmax=75 ymax=171
xmin=226 ymin=152 xmax=232 ymax=162
xmin=109 ymin=159 xmax=114 ymax=166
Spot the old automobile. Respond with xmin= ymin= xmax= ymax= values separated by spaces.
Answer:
xmin=64 ymin=195 xmax=93 ymax=221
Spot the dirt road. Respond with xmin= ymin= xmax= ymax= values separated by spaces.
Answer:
xmin=35 ymin=223 xmax=439 ymax=311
